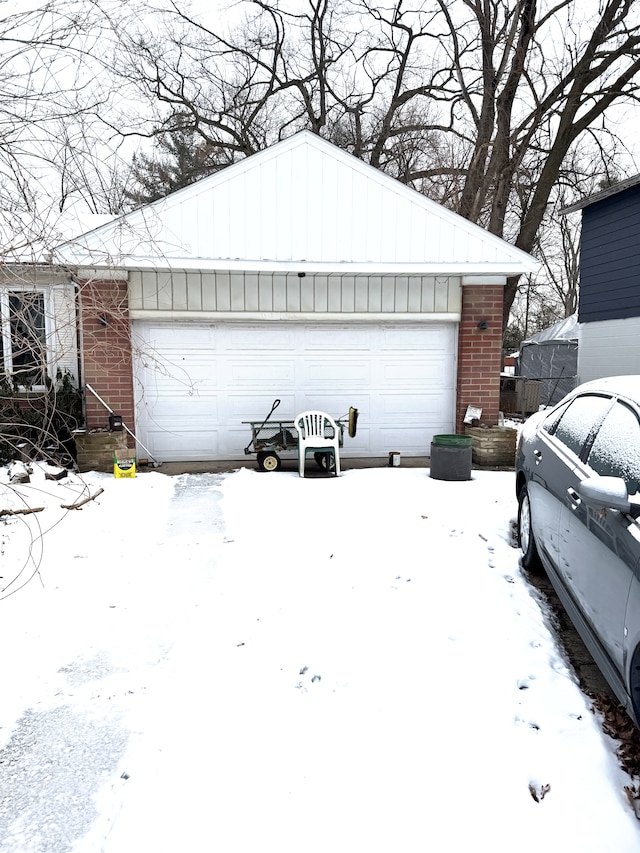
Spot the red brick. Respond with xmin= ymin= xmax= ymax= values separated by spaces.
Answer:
xmin=455 ymin=285 xmax=504 ymax=431
xmin=79 ymin=278 xmax=135 ymax=441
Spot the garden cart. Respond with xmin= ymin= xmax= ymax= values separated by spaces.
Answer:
xmin=243 ymin=399 xmax=358 ymax=471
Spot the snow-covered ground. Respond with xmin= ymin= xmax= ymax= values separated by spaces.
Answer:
xmin=1 ymin=462 xmax=639 ymax=852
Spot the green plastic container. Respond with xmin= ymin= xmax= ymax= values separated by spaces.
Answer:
xmin=430 ymin=437 xmax=473 ymax=481
xmin=431 ymin=434 xmax=472 ymax=448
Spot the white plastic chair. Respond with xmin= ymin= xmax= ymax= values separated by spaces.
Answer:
xmin=294 ymin=411 xmax=341 ymax=478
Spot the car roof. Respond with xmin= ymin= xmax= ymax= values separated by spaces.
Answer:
xmin=572 ymin=375 xmax=640 ymax=399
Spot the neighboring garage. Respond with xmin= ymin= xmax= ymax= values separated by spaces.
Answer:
xmin=132 ymin=319 xmax=456 ymax=461
xmin=56 ymin=131 xmax=539 ymax=463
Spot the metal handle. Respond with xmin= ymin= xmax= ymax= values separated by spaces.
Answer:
xmin=244 ymin=398 xmax=281 ymax=454
xmin=567 ymin=487 xmax=581 ymax=509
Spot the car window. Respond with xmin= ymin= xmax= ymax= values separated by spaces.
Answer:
xmin=587 ymin=401 xmax=640 ymax=495
xmin=541 ymin=400 xmax=571 ymax=434
xmin=550 ymin=394 xmax=612 ymax=459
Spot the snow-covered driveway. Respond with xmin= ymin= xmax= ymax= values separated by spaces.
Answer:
xmin=0 ymin=466 xmax=639 ymax=851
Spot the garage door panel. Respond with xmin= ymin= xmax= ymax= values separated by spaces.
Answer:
xmin=139 ymin=411 xmax=219 ymax=436
xmin=348 ymin=427 xmax=371 ymax=453
xmin=298 ymin=393 xmax=365 ymax=413
xmin=144 ymin=373 xmax=218 ymax=393
xmin=227 ymin=358 xmax=296 ymax=384
xmin=304 ymin=359 xmax=370 ymax=385
xmin=379 ymin=326 xmax=453 ymax=351
xmin=175 ymin=364 xmax=219 ymax=388
xmin=132 ymin=321 xmax=456 ymax=461
xmin=146 ymin=413 xmax=217 ymax=432
xmin=302 ymin=326 xmax=371 ymax=350
xmin=375 ymin=392 xmax=448 ymax=419
xmin=140 ymin=356 xmax=219 ymax=390
xmin=380 ymin=359 xmax=448 ymax=386
xmin=138 ymin=379 xmax=219 ymax=405
xmin=222 ymin=425 xmax=260 ymax=456
xmin=146 ymin=427 xmax=220 ymax=460
xmin=226 ymin=394 xmax=296 ymax=421
xmin=144 ymin=325 xmax=217 ymax=349
xmin=377 ymin=427 xmax=443 ymax=454
xmin=225 ymin=326 xmax=296 ymax=350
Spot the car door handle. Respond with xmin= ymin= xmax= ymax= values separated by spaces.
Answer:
xmin=533 ymin=449 xmax=542 ymax=464
xmin=567 ymin=487 xmax=581 ymax=509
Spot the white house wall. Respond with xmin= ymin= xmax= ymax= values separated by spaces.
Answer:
xmin=578 ymin=317 xmax=640 ymax=382
xmin=129 ymin=271 xmax=462 ymax=317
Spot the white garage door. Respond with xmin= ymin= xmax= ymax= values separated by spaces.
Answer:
xmin=132 ymin=321 xmax=457 ymax=462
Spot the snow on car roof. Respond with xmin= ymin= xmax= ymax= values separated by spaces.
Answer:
xmin=572 ymin=375 xmax=640 ymax=401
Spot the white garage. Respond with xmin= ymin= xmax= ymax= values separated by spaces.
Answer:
xmin=132 ymin=319 xmax=456 ymax=462
xmin=57 ymin=130 xmax=539 ymax=463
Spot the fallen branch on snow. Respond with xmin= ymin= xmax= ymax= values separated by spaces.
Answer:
xmin=528 ymin=783 xmax=551 ymax=802
xmin=61 ymin=488 xmax=104 ymax=511
xmin=0 ymin=506 xmax=45 ymax=517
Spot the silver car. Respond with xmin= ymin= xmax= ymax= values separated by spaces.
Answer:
xmin=515 ymin=375 xmax=640 ymax=726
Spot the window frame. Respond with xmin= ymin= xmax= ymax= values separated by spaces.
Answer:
xmin=543 ymin=392 xmax=614 ymax=463
xmin=0 ymin=286 xmax=53 ymax=391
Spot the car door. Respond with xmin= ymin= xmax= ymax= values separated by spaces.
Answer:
xmin=527 ymin=394 xmax=612 ymax=571
xmin=558 ymin=399 xmax=640 ymax=673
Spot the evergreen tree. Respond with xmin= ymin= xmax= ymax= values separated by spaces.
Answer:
xmin=125 ymin=120 xmax=226 ymax=206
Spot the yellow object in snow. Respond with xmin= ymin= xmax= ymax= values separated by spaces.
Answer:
xmin=114 ymin=455 xmax=136 ymax=478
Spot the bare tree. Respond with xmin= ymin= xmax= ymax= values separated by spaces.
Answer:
xmin=105 ymin=0 xmax=640 ymax=324
xmin=0 ymin=1 xmax=146 ymax=232
xmin=509 ymin=147 xmax=626 ymax=340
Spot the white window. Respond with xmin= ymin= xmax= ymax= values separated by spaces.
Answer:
xmin=0 ymin=289 xmax=49 ymax=387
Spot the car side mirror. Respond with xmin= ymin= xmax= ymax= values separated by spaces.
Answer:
xmin=577 ymin=476 xmax=631 ymax=513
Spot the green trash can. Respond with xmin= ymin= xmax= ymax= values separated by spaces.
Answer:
xmin=430 ymin=434 xmax=472 ymax=481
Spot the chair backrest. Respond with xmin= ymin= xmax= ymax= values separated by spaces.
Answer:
xmin=295 ymin=411 xmax=338 ymax=441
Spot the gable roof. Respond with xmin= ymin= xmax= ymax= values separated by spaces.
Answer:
xmin=54 ymin=131 xmax=538 ymax=276
xmin=560 ymin=174 xmax=640 ymax=215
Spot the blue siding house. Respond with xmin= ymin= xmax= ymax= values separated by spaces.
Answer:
xmin=562 ymin=176 xmax=640 ymax=381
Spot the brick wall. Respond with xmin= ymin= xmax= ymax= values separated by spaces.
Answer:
xmin=80 ymin=278 xmax=135 ymax=446
xmin=456 ymin=284 xmax=504 ymax=431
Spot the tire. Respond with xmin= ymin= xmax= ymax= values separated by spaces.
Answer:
xmin=517 ymin=485 xmax=542 ymax=572
xmin=257 ymin=451 xmax=281 ymax=472
xmin=314 ymin=451 xmax=336 ymax=473
xmin=629 ymin=645 xmax=640 ymax=728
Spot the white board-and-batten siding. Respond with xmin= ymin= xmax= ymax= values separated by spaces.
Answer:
xmin=128 ymin=271 xmax=462 ymax=317
xmin=162 ymin=142 xmax=483 ymax=265
xmin=57 ymin=133 xmax=538 ymax=276
xmin=172 ymin=145 xmax=478 ymax=263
